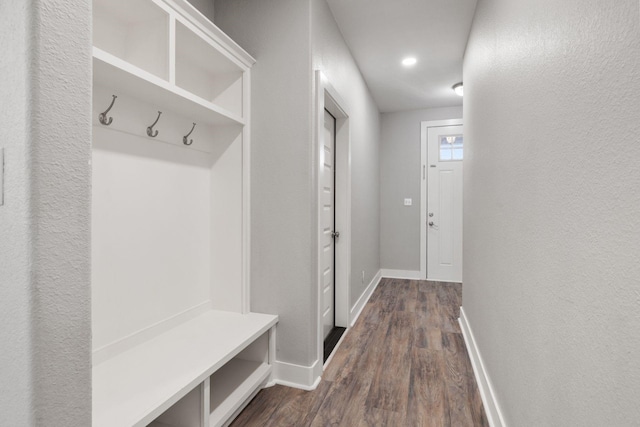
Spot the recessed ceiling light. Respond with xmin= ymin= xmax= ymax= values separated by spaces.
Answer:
xmin=402 ymin=57 xmax=417 ymax=67
xmin=452 ymin=82 xmax=464 ymax=96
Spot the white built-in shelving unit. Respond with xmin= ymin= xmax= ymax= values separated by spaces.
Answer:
xmin=91 ymin=1 xmax=277 ymax=426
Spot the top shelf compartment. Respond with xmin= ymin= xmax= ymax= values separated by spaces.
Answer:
xmin=175 ymin=20 xmax=244 ymax=118
xmin=93 ymin=0 xmax=253 ymax=122
xmin=93 ymin=0 xmax=170 ymax=80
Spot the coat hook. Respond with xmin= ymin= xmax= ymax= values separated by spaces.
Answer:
xmin=99 ymin=95 xmax=117 ymax=126
xmin=183 ymin=123 xmax=196 ymax=146
xmin=147 ymin=111 xmax=162 ymax=137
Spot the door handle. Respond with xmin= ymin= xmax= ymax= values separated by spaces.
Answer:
xmin=428 ymin=222 xmax=434 ymax=227
xmin=331 ymin=230 xmax=340 ymax=239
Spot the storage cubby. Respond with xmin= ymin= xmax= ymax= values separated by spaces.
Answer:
xmin=150 ymin=385 xmax=205 ymax=427
xmin=91 ymin=1 xmax=276 ymax=427
xmin=175 ymin=21 xmax=244 ymax=118
xmin=93 ymin=0 xmax=169 ymax=80
xmin=209 ymin=333 xmax=271 ymax=426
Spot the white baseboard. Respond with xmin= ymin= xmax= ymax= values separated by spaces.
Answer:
xmin=272 ymin=359 xmax=321 ymax=391
xmin=381 ymin=269 xmax=422 ymax=280
xmin=349 ymin=269 xmax=382 ymax=327
xmin=459 ymin=307 xmax=507 ymax=427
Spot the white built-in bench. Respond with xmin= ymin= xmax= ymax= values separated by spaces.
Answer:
xmin=93 ymin=311 xmax=277 ymax=427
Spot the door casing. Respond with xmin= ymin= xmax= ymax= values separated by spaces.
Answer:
xmin=315 ymin=71 xmax=351 ymax=376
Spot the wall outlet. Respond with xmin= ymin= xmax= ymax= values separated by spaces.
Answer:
xmin=361 ymin=270 xmax=365 ymax=284
xmin=404 ymin=198 xmax=412 ymax=206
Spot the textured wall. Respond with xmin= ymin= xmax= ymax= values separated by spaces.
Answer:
xmin=215 ymin=0 xmax=316 ymax=366
xmin=311 ymin=0 xmax=381 ymax=309
xmin=380 ymin=106 xmax=462 ymax=272
xmin=0 ymin=0 xmax=92 ymax=425
xmin=463 ymin=0 xmax=640 ymax=424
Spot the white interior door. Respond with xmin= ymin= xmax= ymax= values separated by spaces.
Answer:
xmin=427 ymin=125 xmax=463 ymax=282
xmin=322 ymin=109 xmax=336 ymax=339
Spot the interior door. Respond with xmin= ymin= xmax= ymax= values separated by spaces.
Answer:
xmin=322 ymin=109 xmax=336 ymax=339
xmin=427 ymin=125 xmax=463 ymax=282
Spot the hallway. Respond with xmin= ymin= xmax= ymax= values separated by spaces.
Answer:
xmin=231 ymin=279 xmax=488 ymax=426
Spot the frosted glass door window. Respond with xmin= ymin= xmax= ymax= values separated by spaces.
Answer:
xmin=439 ymin=135 xmax=463 ymax=161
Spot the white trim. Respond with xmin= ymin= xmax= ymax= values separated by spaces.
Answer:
xmin=272 ymin=359 xmax=321 ymax=391
xmin=349 ymin=269 xmax=382 ymax=327
xmin=315 ymin=70 xmax=352 ymax=371
xmin=420 ymin=119 xmax=463 ymax=280
xmin=459 ymin=307 xmax=507 ymax=427
xmin=241 ymin=69 xmax=251 ymax=313
xmin=380 ymin=269 xmax=422 ymax=280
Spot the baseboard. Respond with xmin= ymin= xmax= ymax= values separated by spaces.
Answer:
xmin=92 ymin=300 xmax=211 ymax=365
xmin=349 ymin=269 xmax=382 ymax=327
xmin=272 ymin=359 xmax=321 ymax=391
xmin=381 ymin=269 xmax=422 ymax=280
xmin=459 ymin=307 xmax=507 ymax=427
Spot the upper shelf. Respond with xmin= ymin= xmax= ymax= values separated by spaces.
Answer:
xmin=93 ymin=0 xmax=253 ymax=126
xmin=92 ymin=310 xmax=278 ymax=427
xmin=94 ymin=47 xmax=245 ymax=127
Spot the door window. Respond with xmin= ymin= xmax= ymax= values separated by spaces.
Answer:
xmin=439 ymin=135 xmax=463 ymax=161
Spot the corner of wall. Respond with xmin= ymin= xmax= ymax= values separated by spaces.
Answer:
xmin=30 ymin=0 xmax=93 ymax=425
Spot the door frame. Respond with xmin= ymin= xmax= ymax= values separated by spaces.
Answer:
xmin=315 ymin=71 xmax=351 ymax=373
xmin=420 ymin=119 xmax=463 ymax=279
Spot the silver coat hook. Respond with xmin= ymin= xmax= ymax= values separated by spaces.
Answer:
xmin=99 ymin=95 xmax=117 ymax=126
xmin=183 ymin=123 xmax=196 ymax=146
xmin=147 ymin=111 xmax=162 ymax=137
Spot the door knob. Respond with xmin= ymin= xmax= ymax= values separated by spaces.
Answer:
xmin=428 ymin=213 xmax=434 ymax=217
xmin=331 ymin=230 xmax=340 ymax=239
xmin=428 ymin=222 xmax=434 ymax=226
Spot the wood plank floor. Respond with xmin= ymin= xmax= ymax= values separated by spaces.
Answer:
xmin=230 ymin=278 xmax=489 ymax=426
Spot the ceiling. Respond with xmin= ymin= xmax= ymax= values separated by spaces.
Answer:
xmin=326 ymin=0 xmax=478 ymax=113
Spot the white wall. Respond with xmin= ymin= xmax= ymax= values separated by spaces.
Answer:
xmin=463 ymin=0 xmax=640 ymax=424
xmin=215 ymin=0 xmax=381 ymax=369
xmin=91 ymin=109 xmax=213 ymax=354
xmin=0 ymin=0 xmax=92 ymax=425
xmin=380 ymin=107 xmax=462 ymax=272
xmin=311 ymin=0 xmax=381 ymax=308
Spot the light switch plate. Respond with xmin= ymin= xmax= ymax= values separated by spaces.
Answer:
xmin=0 ymin=148 xmax=4 ymax=206
xmin=404 ymin=198 xmax=412 ymax=206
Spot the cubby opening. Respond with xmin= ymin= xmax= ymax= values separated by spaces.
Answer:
xmin=93 ymin=0 xmax=170 ymax=80
xmin=209 ymin=333 xmax=271 ymax=427
xmin=149 ymin=385 xmax=204 ymax=427
xmin=175 ymin=21 xmax=244 ymax=117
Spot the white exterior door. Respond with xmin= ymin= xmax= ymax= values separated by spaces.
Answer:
xmin=322 ymin=109 xmax=336 ymax=339
xmin=427 ymin=125 xmax=463 ymax=282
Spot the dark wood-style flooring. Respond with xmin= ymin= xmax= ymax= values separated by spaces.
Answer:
xmin=230 ymin=278 xmax=489 ymax=426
